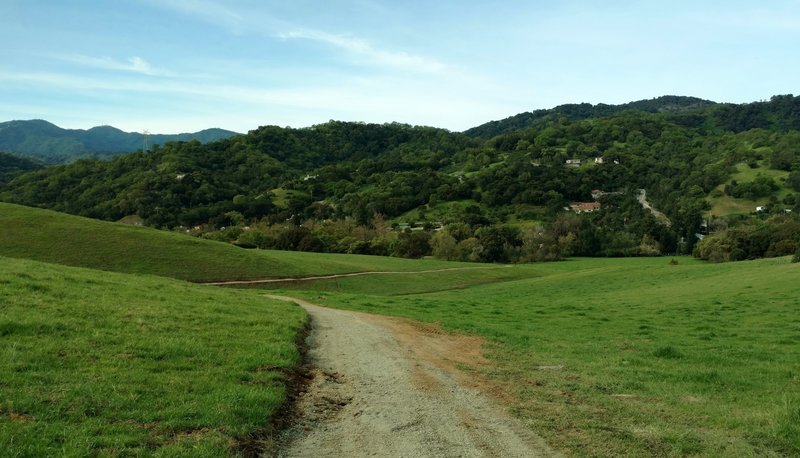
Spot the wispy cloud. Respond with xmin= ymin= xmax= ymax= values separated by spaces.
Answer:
xmin=139 ymin=0 xmax=245 ymax=33
xmin=54 ymin=54 xmax=170 ymax=76
xmin=277 ymin=28 xmax=448 ymax=74
xmin=0 ymin=67 xmax=508 ymax=131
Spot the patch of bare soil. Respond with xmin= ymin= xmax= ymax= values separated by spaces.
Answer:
xmin=267 ymin=295 xmax=558 ymax=457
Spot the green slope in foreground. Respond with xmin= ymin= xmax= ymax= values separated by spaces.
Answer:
xmin=0 ymin=255 xmax=305 ymax=456
xmin=272 ymin=257 xmax=800 ymax=456
xmin=0 ymin=202 xmax=473 ymax=282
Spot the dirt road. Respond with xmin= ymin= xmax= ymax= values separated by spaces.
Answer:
xmin=637 ymin=189 xmax=672 ymax=226
xmin=204 ymin=266 xmax=509 ymax=286
xmin=268 ymin=295 xmax=558 ymax=457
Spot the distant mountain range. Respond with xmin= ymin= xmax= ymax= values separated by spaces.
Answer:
xmin=0 ymin=120 xmax=240 ymax=163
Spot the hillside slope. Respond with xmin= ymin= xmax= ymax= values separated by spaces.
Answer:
xmin=0 ymin=119 xmax=239 ymax=163
xmin=464 ymin=94 xmax=800 ymax=139
xmin=1 ymin=96 xmax=797 ymax=261
xmin=0 ymin=202 xmax=474 ymax=281
xmin=464 ymin=95 xmax=715 ymax=138
xmin=0 ymin=152 xmax=43 ymax=183
xmin=0 ymin=255 xmax=306 ymax=456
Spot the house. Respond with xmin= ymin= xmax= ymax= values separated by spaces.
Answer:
xmin=570 ymin=202 xmax=601 ymax=213
xmin=591 ymin=189 xmax=606 ymax=200
xmin=593 ymin=157 xmax=604 ymax=164
xmin=565 ymin=159 xmax=581 ymax=166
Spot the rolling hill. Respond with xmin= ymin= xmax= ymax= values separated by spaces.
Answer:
xmin=1 ymin=188 xmax=798 ymax=456
xmin=0 ymin=152 xmax=43 ymax=183
xmin=0 ymin=202 xmax=477 ymax=282
xmin=463 ymin=95 xmax=716 ymax=138
xmin=0 ymin=253 xmax=307 ymax=456
xmin=1 ymin=95 xmax=798 ymax=263
xmin=0 ymin=119 xmax=240 ymax=163
xmin=464 ymin=94 xmax=800 ymax=139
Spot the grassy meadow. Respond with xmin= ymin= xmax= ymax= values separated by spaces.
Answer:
xmin=0 ymin=202 xmax=476 ymax=282
xmin=268 ymin=256 xmax=800 ymax=456
xmin=3 ymin=202 xmax=799 ymax=456
xmin=0 ymin=256 xmax=306 ymax=456
xmin=707 ymin=162 xmax=792 ymax=216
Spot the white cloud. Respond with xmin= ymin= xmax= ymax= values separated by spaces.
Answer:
xmin=53 ymin=54 xmax=169 ymax=76
xmin=0 ymin=66 xmax=517 ymax=132
xmin=278 ymin=28 xmax=447 ymax=74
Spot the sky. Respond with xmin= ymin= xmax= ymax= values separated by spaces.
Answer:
xmin=1 ymin=0 xmax=799 ymax=134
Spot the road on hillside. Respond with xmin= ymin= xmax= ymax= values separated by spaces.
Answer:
xmin=268 ymin=295 xmax=558 ymax=457
xmin=637 ymin=189 xmax=672 ymax=226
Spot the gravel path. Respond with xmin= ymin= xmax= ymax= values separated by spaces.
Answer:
xmin=268 ymin=295 xmax=558 ymax=457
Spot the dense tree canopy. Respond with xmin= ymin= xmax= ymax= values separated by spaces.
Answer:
xmin=2 ymin=96 xmax=799 ymax=262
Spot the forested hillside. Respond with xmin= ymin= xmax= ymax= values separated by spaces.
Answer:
xmin=464 ymin=95 xmax=715 ymax=139
xmin=2 ymin=96 xmax=798 ymax=262
xmin=465 ymin=94 xmax=800 ymax=139
xmin=0 ymin=120 xmax=239 ymax=163
xmin=0 ymin=152 xmax=43 ymax=183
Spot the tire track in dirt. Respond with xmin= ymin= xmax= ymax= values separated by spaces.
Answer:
xmin=268 ymin=295 xmax=558 ymax=457
xmin=203 ymin=266 xmax=510 ymax=286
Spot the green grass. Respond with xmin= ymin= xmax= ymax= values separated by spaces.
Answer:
xmin=729 ymin=162 xmax=790 ymax=184
xmin=392 ymin=199 xmax=479 ymax=223
xmin=707 ymin=162 xmax=792 ymax=216
xmin=0 ymin=256 xmax=306 ymax=456
xmin=260 ymin=265 xmax=534 ymax=295
xmin=0 ymin=203 xmax=479 ymax=282
xmin=269 ymin=188 xmax=309 ymax=209
xmin=269 ymin=256 xmax=800 ymax=456
xmin=5 ymin=203 xmax=799 ymax=455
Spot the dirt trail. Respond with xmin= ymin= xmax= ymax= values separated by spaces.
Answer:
xmin=268 ymin=295 xmax=558 ymax=457
xmin=205 ymin=266 xmax=509 ymax=286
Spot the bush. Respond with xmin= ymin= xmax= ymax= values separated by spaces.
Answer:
xmin=793 ymin=249 xmax=800 ymax=263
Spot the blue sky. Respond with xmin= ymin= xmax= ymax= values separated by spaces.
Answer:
xmin=1 ymin=1 xmax=799 ymax=133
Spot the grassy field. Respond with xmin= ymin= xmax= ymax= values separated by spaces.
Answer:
xmin=0 ymin=255 xmax=306 ymax=456
xmin=707 ymin=162 xmax=792 ymax=216
xmin=267 ymin=256 xmax=800 ymax=456
xmin=0 ymin=203 xmax=477 ymax=282
xmin=4 ymin=203 xmax=799 ymax=455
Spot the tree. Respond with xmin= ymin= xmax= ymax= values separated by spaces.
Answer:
xmin=430 ymin=231 xmax=458 ymax=260
xmin=787 ymin=171 xmax=800 ymax=192
xmin=476 ymin=225 xmax=520 ymax=263
xmin=394 ymin=231 xmax=431 ymax=258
